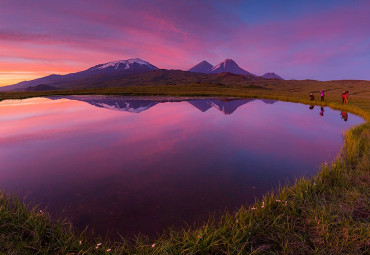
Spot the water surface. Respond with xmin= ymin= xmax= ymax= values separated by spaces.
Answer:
xmin=0 ymin=96 xmax=364 ymax=238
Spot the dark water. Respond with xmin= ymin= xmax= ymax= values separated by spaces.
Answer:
xmin=0 ymin=96 xmax=364 ymax=238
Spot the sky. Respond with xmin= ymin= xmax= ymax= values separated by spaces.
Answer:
xmin=0 ymin=0 xmax=369 ymax=86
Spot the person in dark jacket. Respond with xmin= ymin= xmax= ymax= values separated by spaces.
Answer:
xmin=310 ymin=93 xmax=315 ymax=101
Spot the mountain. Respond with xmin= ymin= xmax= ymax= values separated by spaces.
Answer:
xmin=262 ymin=72 xmax=283 ymax=80
xmin=0 ymin=58 xmax=158 ymax=92
xmin=209 ymin=59 xmax=256 ymax=76
xmin=188 ymin=61 xmax=213 ymax=73
xmin=89 ymin=58 xmax=158 ymax=73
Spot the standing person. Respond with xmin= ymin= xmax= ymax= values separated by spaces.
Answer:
xmin=345 ymin=90 xmax=349 ymax=104
xmin=342 ymin=91 xmax=346 ymax=103
xmin=320 ymin=89 xmax=325 ymax=101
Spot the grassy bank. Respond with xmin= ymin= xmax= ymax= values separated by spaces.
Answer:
xmin=0 ymin=81 xmax=369 ymax=254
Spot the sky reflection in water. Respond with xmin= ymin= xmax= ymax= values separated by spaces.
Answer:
xmin=0 ymin=96 xmax=364 ymax=238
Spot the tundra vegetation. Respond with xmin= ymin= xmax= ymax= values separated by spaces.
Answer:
xmin=0 ymin=79 xmax=369 ymax=254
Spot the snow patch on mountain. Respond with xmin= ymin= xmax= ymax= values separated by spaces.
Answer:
xmin=94 ymin=58 xmax=158 ymax=70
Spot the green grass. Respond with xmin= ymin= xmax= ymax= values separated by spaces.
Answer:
xmin=0 ymin=80 xmax=369 ymax=254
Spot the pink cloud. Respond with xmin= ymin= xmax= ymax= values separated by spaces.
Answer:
xmin=0 ymin=0 xmax=369 ymax=83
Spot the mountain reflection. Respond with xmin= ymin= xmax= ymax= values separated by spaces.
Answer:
xmin=48 ymin=96 xmax=276 ymax=115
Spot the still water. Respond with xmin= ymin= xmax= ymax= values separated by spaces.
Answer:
xmin=0 ymin=96 xmax=364 ymax=238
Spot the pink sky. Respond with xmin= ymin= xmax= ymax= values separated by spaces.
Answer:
xmin=0 ymin=0 xmax=369 ymax=86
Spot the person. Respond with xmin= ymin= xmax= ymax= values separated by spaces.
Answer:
xmin=310 ymin=93 xmax=315 ymax=101
xmin=342 ymin=91 xmax=346 ymax=103
xmin=341 ymin=112 xmax=348 ymax=121
xmin=345 ymin=90 xmax=349 ymax=104
xmin=320 ymin=89 xmax=325 ymax=101
xmin=320 ymin=106 xmax=324 ymax=116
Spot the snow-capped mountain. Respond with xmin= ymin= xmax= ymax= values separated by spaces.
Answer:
xmin=262 ymin=72 xmax=284 ymax=80
xmin=188 ymin=61 xmax=213 ymax=73
xmin=209 ymin=59 xmax=255 ymax=76
xmin=0 ymin=58 xmax=159 ymax=92
xmin=90 ymin=58 xmax=158 ymax=72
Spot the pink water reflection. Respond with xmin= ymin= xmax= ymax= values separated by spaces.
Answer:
xmin=0 ymin=96 xmax=364 ymax=238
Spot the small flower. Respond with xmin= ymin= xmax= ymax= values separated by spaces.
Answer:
xmin=251 ymin=207 xmax=257 ymax=210
xmin=275 ymin=199 xmax=281 ymax=202
xmin=197 ymin=235 xmax=202 ymax=239
xmin=96 ymin=243 xmax=102 ymax=249
xmin=106 ymin=248 xmax=111 ymax=252
xmin=151 ymin=243 xmax=156 ymax=248
xmin=79 ymin=240 xmax=82 ymax=245
xmin=236 ymin=219 xmax=239 ymax=223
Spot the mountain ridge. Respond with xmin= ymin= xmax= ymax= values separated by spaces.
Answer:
xmin=0 ymin=58 xmax=283 ymax=92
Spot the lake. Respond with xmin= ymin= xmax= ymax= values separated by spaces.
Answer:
xmin=0 ymin=96 xmax=364 ymax=238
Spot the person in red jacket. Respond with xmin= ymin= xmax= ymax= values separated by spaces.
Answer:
xmin=342 ymin=91 xmax=346 ymax=103
xmin=320 ymin=89 xmax=325 ymax=101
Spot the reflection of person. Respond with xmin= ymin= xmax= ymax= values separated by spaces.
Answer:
xmin=309 ymin=105 xmax=314 ymax=110
xmin=310 ymin=93 xmax=315 ymax=101
xmin=342 ymin=91 xmax=346 ymax=103
xmin=320 ymin=106 xmax=324 ymax=116
xmin=341 ymin=112 xmax=348 ymax=121
xmin=320 ymin=89 xmax=325 ymax=101
xmin=345 ymin=91 xmax=349 ymax=104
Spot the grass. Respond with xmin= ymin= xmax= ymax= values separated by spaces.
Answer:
xmin=0 ymin=80 xmax=369 ymax=254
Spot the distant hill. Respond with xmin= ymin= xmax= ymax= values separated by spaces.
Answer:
xmin=262 ymin=72 xmax=284 ymax=80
